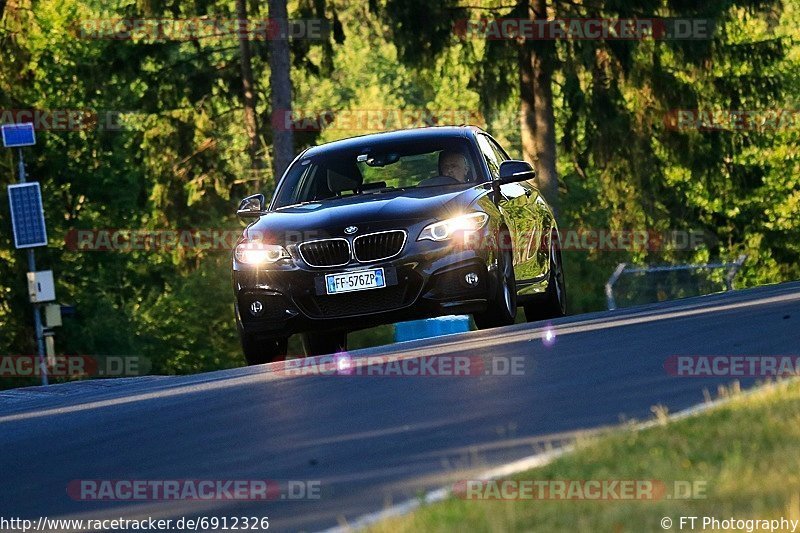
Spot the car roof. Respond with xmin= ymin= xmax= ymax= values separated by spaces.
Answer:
xmin=302 ymin=126 xmax=485 ymax=157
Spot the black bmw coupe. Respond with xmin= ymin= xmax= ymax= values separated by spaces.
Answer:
xmin=233 ymin=126 xmax=566 ymax=364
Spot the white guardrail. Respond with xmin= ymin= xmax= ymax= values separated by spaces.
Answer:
xmin=605 ymin=254 xmax=748 ymax=310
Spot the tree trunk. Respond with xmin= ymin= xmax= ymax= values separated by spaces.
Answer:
xmin=518 ymin=0 xmax=559 ymax=219
xmin=268 ymin=0 xmax=295 ymax=181
xmin=235 ymin=0 xmax=261 ymax=173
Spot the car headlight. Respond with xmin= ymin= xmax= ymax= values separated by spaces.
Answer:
xmin=418 ymin=212 xmax=489 ymax=242
xmin=235 ymin=242 xmax=290 ymax=265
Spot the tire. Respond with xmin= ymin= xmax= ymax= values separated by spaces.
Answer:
xmin=524 ymin=232 xmax=566 ymax=322
xmin=474 ymin=243 xmax=517 ymax=329
xmin=241 ymin=333 xmax=288 ymax=366
xmin=301 ymin=330 xmax=347 ymax=356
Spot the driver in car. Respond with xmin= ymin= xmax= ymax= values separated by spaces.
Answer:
xmin=438 ymin=150 xmax=471 ymax=183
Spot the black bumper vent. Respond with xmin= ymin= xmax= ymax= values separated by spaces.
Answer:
xmin=296 ymin=270 xmax=422 ymax=318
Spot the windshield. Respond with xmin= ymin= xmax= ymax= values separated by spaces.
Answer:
xmin=272 ymin=137 xmax=482 ymax=209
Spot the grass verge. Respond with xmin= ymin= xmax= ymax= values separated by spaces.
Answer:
xmin=368 ymin=379 xmax=800 ymax=532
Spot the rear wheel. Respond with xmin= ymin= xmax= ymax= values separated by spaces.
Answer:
xmin=301 ymin=330 xmax=348 ymax=356
xmin=524 ymin=233 xmax=566 ymax=322
xmin=241 ymin=333 xmax=288 ymax=366
xmin=474 ymin=244 xmax=517 ymax=329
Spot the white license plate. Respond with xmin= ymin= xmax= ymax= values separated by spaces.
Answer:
xmin=325 ymin=268 xmax=386 ymax=295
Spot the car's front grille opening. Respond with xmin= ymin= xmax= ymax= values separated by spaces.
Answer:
xmin=314 ymin=285 xmax=409 ymax=317
xmin=299 ymin=239 xmax=351 ymax=267
xmin=353 ymin=230 xmax=406 ymax=262
xmin=295 ymin=270 xmax=423 ymax=319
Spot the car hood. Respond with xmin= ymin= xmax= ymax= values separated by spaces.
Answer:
xmin=246 ymin=185 xmax=485 ymax=241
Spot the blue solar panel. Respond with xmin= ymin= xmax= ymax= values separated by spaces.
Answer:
xmin=1 ymin=123 xmax=36 ymax=147
xmin=8 ymin=182 xmax=48 ymax=248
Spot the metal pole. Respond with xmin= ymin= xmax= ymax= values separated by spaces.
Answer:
xmin=28 ymin=251 xmax=47 ymax=386
xmin=605 ymin=263 xmax=627 ymax=311
xmin=726 ymin=254 xmax=748 ymax=291
xmin=17 ymin=147 xmax=48 ymax=386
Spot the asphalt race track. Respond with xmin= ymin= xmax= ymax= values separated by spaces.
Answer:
xmin=2 ymin=282 xmax=799 ymax=531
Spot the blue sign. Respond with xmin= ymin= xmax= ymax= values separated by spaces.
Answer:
xmin=8 ymin=182 xmax=47 ymax=248
xmin=1 ymin=123 xmax=36 ymax=148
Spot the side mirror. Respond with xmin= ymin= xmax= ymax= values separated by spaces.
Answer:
xmin=237 ymin=194 xmax=265 ymax=219
xmin=498 ymin=160 xmax=536 ymax=184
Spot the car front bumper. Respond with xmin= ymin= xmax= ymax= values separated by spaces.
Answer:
xmin=233 ymin=231 xmax=500 ymax=339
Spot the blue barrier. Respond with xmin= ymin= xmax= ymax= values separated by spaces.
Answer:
xmin=394 ymin=315 xmax=471 ymax=342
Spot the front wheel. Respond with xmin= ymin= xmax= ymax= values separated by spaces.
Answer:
xmin=241 ymin=333 xmax=288 ymax=366
xmin=474 ymin=245 xmax=517 ymax=329
xmin=524 ymin=233 xmax=566 ymax=322
xmin=301 ymin=330 xmax=348 ymax=356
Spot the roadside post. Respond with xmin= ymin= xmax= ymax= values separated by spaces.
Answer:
xmin=3 ymin=122 xmax=51 ymax=385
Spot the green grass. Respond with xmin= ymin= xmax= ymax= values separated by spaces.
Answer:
xmin=368 ymin=380 xmax=800 ymax=533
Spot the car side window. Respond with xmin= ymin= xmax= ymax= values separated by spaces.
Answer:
xmin=476 ymin=134 xmax=501 ymax=179
xmin=486 ymin=136 xmax=509 ymax=164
